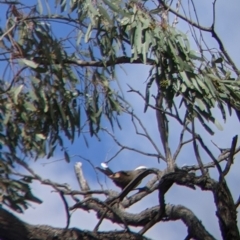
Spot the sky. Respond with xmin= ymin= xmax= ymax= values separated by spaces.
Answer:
xmin=1 ymin=0 xmax=240 ymax=239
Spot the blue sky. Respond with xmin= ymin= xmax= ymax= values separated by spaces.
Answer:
xmin=1 ymin=0 xmax=240 ymax=239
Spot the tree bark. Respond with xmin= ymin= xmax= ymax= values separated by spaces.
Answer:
xmin=0 ymin=207 xmax=150 ymax=240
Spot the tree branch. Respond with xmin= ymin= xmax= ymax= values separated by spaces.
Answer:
xmin=158 ymin=0 xmax=211 ymax=31
xmin=0 ymin=208 xmax=150 ymax=240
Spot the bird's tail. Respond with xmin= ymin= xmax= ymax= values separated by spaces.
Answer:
xmin=96 ymin=162 xmax=114 ymax=176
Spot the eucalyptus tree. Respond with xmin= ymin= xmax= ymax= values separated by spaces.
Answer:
xmin=0 ymin=0 xmax=239 ymax=239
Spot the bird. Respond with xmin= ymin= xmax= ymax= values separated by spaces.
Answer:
xmin=96 ymin=162 xmax=147 ymax=190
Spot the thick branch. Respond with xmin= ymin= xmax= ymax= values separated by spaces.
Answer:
xmin=32 ymin=56 xmax=155 ymax=67
xmin=166 ymin=205 xmax=216 ymax=240
xmin=71 ymin=197 xmax=215 ymax=240
xmin=0 ymin=208 xmax=150 ymax=240
xmin=212 ymin=180 xmax=240 ymax=240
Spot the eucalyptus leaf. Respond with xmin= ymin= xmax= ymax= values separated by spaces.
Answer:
xmin=13 ymin=85 xmax=24 ymax=104
xmin=213 ymin=118 xmax=223 ymax=131
xmin=20 ymin=59 xmax=39 ymax=69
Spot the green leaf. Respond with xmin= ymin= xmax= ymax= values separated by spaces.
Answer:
xmin=20 ymin=59 xmax=39 ymax=69
xmin=135 ymin=23 xmax=142 ymax=54
xmin=64 ymin=150 xmax=70 ymax=163
xmin=24 ymin=102 xmax=37 ymax=111
xmin=196 ymin=76 xmax=209 ymax=95
xmin=179 ymin=72 xmax=192 ymax=88
xmin=195 ymin=98 xmax=205 ymax=111
xmin=149 ymin=8 xmax=162 ymax=14
xmin=34 ymin=67 xmax=48 ymax=73
xmin=204 ymin=77 xmax=216 ymax=98
xmin=214 ymin=57 xmax=223 ymax=64
xmin=180 ymin=83 xmax=187 ymax=93
xmin=207 ymin=73 xmax=219 ymax=81
xmin=83 ymin=134 xmax=89 ymax=148
xmin=37 ymin=0 xmax=43 ymax=14
xmin=218 ymin=102 xmax=226 ymax=122
xmin=191 ymin=78 xmax=202 ymax=93
xmin=36 ymin=133 xmax=46 ymax=140
xmin=77 ymin=30 xmax=83 ymax=45
xmin=87 ymin=0 xmax=99 ymax=17
xmin=60 ymin=0 xmax=67 ymax=12
xmin=21 ymin=176 xmax=33 ymax=183
xmin=98 ymin=6 xmax=112 ymax=24
xmin=144 ymin=76 xmax=154 ymax=112
xmin=213 ymin=118 xmax=223 ymax=131
xmin=57 ymin=102 xmax=66 ymax=124
xmin=121 ymin=17 xmax=130 ymax=26
xmin=102 ymin=0 xmax=129 ymax=16
xmin=13 ymin=85 xmax=24 ymax=104
xmin=85 ymin=23 xmax=92 ymax=43
xmin=25 ymin=191 xmax=42 ymax=204
xmin=189 ymin=50 xmax=204 ymax=61
xmin=195 ymin=110 xmax=214 ymax=135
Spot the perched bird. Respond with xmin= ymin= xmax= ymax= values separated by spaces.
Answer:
xmin=97 ymin=163 xmax=147 ymax=190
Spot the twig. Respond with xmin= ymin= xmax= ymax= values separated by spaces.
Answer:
xmin=155 ymin=92 xmax=172 ymax=168
xmin=102 ymin=128 xmax=163 ymax=160
xmin=158 ymin=0 xmax=211 ymax=31
xmin=0 ymin=67 xmax=27 ymax=94
xmin=59 ymin=191 xmax=71 ymax=229
xmin=173 ymin=137 xmax=195 ymax=162
xmin=183 ymin=146 xmax=240 ymax=172
xmin=196 ymin=135 xmax=223 ymax=176
xmin=91 ymin=198 xmax=130 ymax=233
xmin=210 ymin=0 xmax=239 ymax=75
xmin=222 ymin=135 xmax=238 ymax=178
xmin=125 ymin=109 xmax=165 ymax=162
xmin=172 ymin=116 xmax=191 ymax=161
xmin=0 ymin=22 xmax=17 ymax=41
xmin=192 ymin=121 xmax=205 ymax=175
xmin=172 ymin=0 xmax=181 ymax=27
xmin=105 ymin=147 xmax=124 ymax=164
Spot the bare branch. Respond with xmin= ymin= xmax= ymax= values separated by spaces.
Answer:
xmin=165 ymin=205 xmax=216 ymax=240
xmin=158 ymin=0 xmax=211 ymax=31
xmin=59 ymin=191 xmax=71 ymax=229
xmin=71 ymin=197 xmax=130 ymax=233
xmin=222 ymin=135 xmax=238 ymax=178
xmin=125 ymin=108 xmax=165 ymax=161
xmin=172 ymin=118 xmax=193 ymax=162
xmin=31 ymin=56 xmax=155 ymax=67
xmin=195 ymin=135 xmax=223 ymax=176
xmin=192 ymin=121 xmax=205 ymax=175
xmin=74 ymin=162 xmax=92 ymax=198
xmin=211 ymin=1 xmax=240 ymax=75
xmin=172 ymin=0 xmax=181 ymax=27
xmin=155 ymin=93 xmax=172 ymax=168
xmin=106 ymin=147 xmax=124 ymax=164
xmin=102 ymin=128 xmax=163 ymax=160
